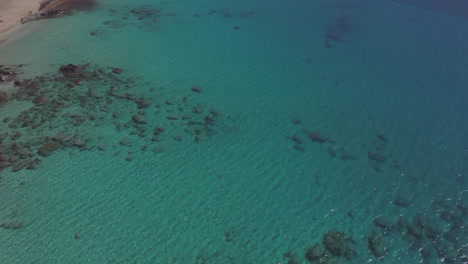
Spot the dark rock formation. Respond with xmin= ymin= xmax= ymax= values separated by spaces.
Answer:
xmin=305 ymin=243 xmax=326 ymax=262
xmin=132 ymin=114 xmax=147 ymax=124
xmin=32 ymin=95 xmax=49 ymax=105
xmin=131 ymin=5 xmax=162 ymax=18
xmin=119 ymin=137 xmax=132 ymax=146
xmin=322 ymin=230 xmax=356 ymax=259
xmin=60 ymin=64 xmax=79 ymax=75
xmin=0 ymin=91 xmax=9 ymax=104
xmin=368 ymin=231 xmax=387 ymax=258
xmin=39 ymin=10 xmax=63 ymax=17
xmin=367 ymin=150 xmax=386 ymax=163
xmin=37 ymin=142 xmax=60 ymax=157
xmin=135 ymin=97 xmax=151 ymax=108
xmin=0 ymin=221 xmax=24 ymax=230
xmin=377 ymin=133 xmax=388 ymax=143
xmin=393 ymin=195 xmax=411 ymax=207
xmin=291 ymin=118 xmax=301 ymax=125
xmin=192 ymin=104 xmax=204 ymax=114
xmin=0 ymin=65 xmax=23 ymax=83
xmin=112 ymin=68 xmax=123 ymax=74
xmin=191 ymin=86 xmax=203 ymax=93
xmin=373 ymin=216 xmax=393 ymax=231
xmin=323 ymin=231 xmax=345 ymax=255
xmin=0 ymin=160 xmax=11 ymax=169
xmin=290 ymin=134 xmax=302 ymax=144
xmin=1 ymin=63 xmax=233 ymax=173
xmin=309 ymin=131 xmax=328 ymax=143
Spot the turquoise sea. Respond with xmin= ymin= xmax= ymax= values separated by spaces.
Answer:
xmin=0 ymin=0 xmax=467 ymax=263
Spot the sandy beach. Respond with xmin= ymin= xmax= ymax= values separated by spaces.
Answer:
xmin=0 ymin=0 xmax=43 ymax=41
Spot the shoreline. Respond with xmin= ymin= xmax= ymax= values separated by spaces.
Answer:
xmin=0 ymin=0 xmax=99 ymax=44
xmin=0 ymin=0 xmax=43 ymax=43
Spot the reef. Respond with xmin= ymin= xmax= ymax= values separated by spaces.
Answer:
xmin=89 ymin=4 xmax=176 ymax=36
xmin=0 ymin=63 xmax=233 ymax=173
xmin=367 ymin=230 xmax=387 ymax=258
xmin=192 ymin=7 xmax=255 ymax=31
xmin=301 ymin=230 xmax=357 ymax=263
xmin=0 ymin=64 xmax=24 ymax=83
xmin=193 ymin=7 xmax=255 ymax=19
xmin=369 ymin=196 xmax=468 ymax=263
xmin=322 ymin=230 xmax=357 ymax=260
xmin=305 ymin=244 xmax=326 ymax=262
xmin=281 ymin=192 xmax=466 ymax=264
xmin=288 ymin=213 xmax=461 ymax=263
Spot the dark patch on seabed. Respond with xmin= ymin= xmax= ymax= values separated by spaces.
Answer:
xmin=391 ymin=0 xmax=468 ymax=19
xmin=0 ymin=63 xmax=234 ymax=173
xmin=282 ymin=192 xmax=468 ymax=263
xmin=89 ymin=4 xmax=176 ymax=36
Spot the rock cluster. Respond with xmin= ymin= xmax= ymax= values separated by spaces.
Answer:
xmin=193 ymin=7 xmax=255 ymax=19
xmin=91 ymin=4 xmax=174 ymax=36
xmin=367 ymin=230 xmax=387 ymax=258
xmin=287 ymin=119 xmax=333 ymax=152
xmin=193 ymin=7 xmax=255 ymax=31
xmin=0 ymin=221 xmax=24 ymax=230
xmin=370 ymin=197 xmax=468 ymax=263
xmin=287 ymin=123 xmax=400 ymax=174
xmin=366 ymin=133 xmax=392 ymax=172
xmin=302 ymin=230 xmax=357 ymax=263
xmin=130 ymin=5 xmax=162 ymax=20
xmin=0 ymin=91 xmax=9 ymax=104
xmin=0 ymin=63 xmax=233 ymax=173
xmin=0 ymin=64 xmax=23 ymax=83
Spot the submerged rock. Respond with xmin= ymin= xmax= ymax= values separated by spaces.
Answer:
xmin=37 ymin=142 xmax=60 ymax=157
xmin=60 ymin=64 xmax=79 ymax=74
xmin=0 ymin=221 xmax=24 ymax=230
xmin=0 ymin=91 xmax=10 ymax=104
xmin=191 ymin=86 xmax=203 ymax=93
xmin=305 ymin=243 xmax=326 ymax=262
xmin=2 ymin=62 xmax=233 ymax=173
xmin=112 ymin=68 xmax=123 ymax=74
xmin=132 ymin=114 xmax=147 ymax=124
xmin=135 ymin=97 xmax=151 ymax=108
xmin=367 ymin=150 xmax=386 ymax=163
xmin=309 ymin=131 xmax=328 ymax=143
xmin=373 ymin=216 xmax=393 ymax=230
xmin=322 ymin=230 xmax=357 ymax=259
xmin=0 ymin=160 xmax=11 ymax=169
xmin=368 ymin=231 xmax=387 ymax=258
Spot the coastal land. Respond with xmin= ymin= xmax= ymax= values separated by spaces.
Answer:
xmin=0 ymin=0 xmax=97 ymax=43
xmin=0 ymin=0 xmax=42 ymax=41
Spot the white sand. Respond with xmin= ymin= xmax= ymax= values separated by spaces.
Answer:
xmin=0 ymin=0 xmax=43 ymax=42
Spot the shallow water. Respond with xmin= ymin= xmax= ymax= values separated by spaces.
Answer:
xmin=0 ymin=0 xmax=467 ymax=263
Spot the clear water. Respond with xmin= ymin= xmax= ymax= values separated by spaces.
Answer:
xmin=0 ymin=0 xmax=467 ymax=263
